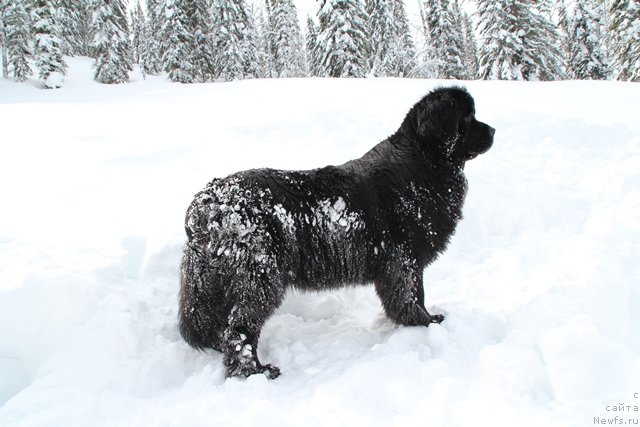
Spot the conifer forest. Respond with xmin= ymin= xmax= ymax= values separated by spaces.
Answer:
xmin=0 ymin=0 xmax=638 ymax=88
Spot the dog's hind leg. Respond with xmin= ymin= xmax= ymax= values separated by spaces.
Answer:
xmin=221 ymin=271 xmax=285 ymax=380
xmin=375 ymin=255 xmax=444 ymax=327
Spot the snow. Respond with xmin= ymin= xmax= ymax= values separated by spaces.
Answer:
xmin=315 ymin=197 xmax=362 ymax=232
xmin=43 ymin=71 xmax=64 ymax=89
xmin=1 ymin=56 xmax=640 ymax=426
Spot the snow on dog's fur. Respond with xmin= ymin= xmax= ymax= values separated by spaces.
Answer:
xmin=179 ymin=87 xmax=495 ymax=379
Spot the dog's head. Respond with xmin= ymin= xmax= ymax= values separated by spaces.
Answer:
xmin=402 ymin=87 xmax=495 ymax=162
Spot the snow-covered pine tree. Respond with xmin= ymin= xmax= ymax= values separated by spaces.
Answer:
xmin=422 ymin=0 xmax=465 ymax=79
xmin=450 ymin=0 xmax=478 ymax=79
xmin=240 ymin=4 xmax=265 ymax=79
xmin=210 ymin=0 xmax=263 ymax=81
xmin=57 ymin=0 xmax=93 ymax=57
xmin=2 ymin=0 xmax=32 ymax=81
xmin=316 ymin=0 xmax=369 ymax=78
xmin=558 ymin=1 xmax=571 ymax=46
xmin=260 ymin=7 xmax=275 ymax=78
xmin=162 ymin=0 xmax=196 ymax=82
xmin=57 ymin=0 xmax=77 ymax=55
xmin=414 ymin=0 xmax=439 ymax=78
xmin=0 ymin=4 xmax=8 ymax=79
xmin=392 ymin=0 xmax=416 ymax=77
xmin=305 ymin=15 xmax=321 ymax=77
xmin=162 ymin=0 xmax=214 ymax=83
xmin=157 ymin=0 xmax=174 ymax=70
xmin=460 ymin=9 xmax=478 ymax=79
xmin=563 ymin=0 xmax=609 ymax=80
xmin=130 ymin=1 xmax=145 ymax=65
xmin=253 ymin=5 xmax=273 ymax=78
xmin=140 ymin=0 xmax=163 ymax=75
xmin=32 ymin=0 xmax=67 ymax=88
xmin=610 ymin=0 xmax=640 ymax=81
xmin=367 ymin=0 xmax=402 ymax=77
xmin=367 ymin=0 xmax=413 ymax=77
xmin=530 ymin=0 xmax=565 ymax=80
xmin=93 ymin=0 xmax=133 ymax=84
xmin=192 ymin=0 xmax=216 ymax=82
xmin=476 ymin=0 xmax=563 ymax=81
xmin=211 ymin=1 xmax=244 ymax=81
xmin=366 ymin=0 xmax=393 ymax=76
xmin=76 ymin=1 xmax=95 ymax=57
xmin=266 ymin=0 xmax=306 ymax=78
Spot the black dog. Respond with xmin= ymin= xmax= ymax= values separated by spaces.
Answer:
xmin=179 ymin=86 xmax=494 ymax=379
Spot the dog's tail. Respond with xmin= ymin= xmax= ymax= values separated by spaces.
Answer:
xmin=179 ymin=183 xmax=226 ymax=351
xmin=178 ymin=243 xmax=226 ymax=351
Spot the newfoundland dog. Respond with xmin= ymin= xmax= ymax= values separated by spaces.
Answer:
xmin=179 ymin=86 xmax=495 ymax=379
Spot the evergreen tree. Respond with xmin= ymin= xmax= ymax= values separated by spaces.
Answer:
xmin=367 ymin=0 xmax=394 ymax=76
xmin=162 ymin=0 xmax=214 ymax=83
xmin=316 ymin=0 xmax=369 ymax=78
xmin=243 ymin=3 xmax=267 ymax=78
xmin=211 ymin=0 xmax=263 ymax=81
xmin=558 ymin=0 xmax=571 ymax=46
xmin=0 ymin=3 xmax=9 ymax=79
xmin=460 ymin=9 xmax=479 ymax=79
xmin=93 ymin=0 xmax=133 ymax=84
xmin=211 ymin=1 xmax=245 ymax=81
xmin=254 ymin=5 xmax=273 ymax=78
xmin=610 ymin=0 xmax=640 ymax=81
xmin=140 ymin=0 xmax=163 ymax=75
xmin=57 ymin=0 xmax=76 ymax=55
xmin=414 ymin=0 xmax=439 ymax=78
xmin=305 ymin=15 xmax=321 ymax=77
xmin=57 ymin=0 xmax=93 ymax=56
xmin=32 ymin=0 xmax=67 ymax=88
xmin=130 ymin=1 xmax=145 ymax=65
xmin=3 ymin=0 xmax=32 ymax=81
xmin=266 ymin=0 xmax=306 ymax=78
xmin=367 ymin=0 xmax=415 ymax=77
xmin=451 ymin=0 xmax=479 ymax=79
xmin=476 ymin=0 xmax=563 ymax=81
xmin=0 ymin=10 xmax=9 ymax=79
xmin=392 ymin=0 xmax=416 ymax=77
xmin=162 ymin=0 xmax=196 ymax=82
xmin=423 ymin=0 xmax=465 ymax=79
xmin=192 ymin=0 xmax=216 ymax=82
xmin=563 ymin=0 xmax=609 ymax=80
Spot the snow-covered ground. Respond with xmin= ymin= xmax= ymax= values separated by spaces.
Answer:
xmin=1 ymin=57 xmax=639 ymax=426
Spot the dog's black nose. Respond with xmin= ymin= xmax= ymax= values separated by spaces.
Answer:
xmin=488 ymin=126 xmax=496 ymax=137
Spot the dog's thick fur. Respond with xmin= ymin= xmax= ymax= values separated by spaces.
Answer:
xmin=179 ymin=87 xmax=495 ymax=379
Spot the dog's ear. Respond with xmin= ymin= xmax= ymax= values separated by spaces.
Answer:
xmin=414 ymin=97 xmax=458 ymax=141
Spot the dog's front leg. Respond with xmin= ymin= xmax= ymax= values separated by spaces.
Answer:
xmin=374 ymin=258 xmax=444 ymax=327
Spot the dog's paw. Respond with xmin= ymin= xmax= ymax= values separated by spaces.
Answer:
xmin=260 ymin=364 xmax=281 ymax=380
xmin=428 ymin=313 xmax=445 ymax=325
xmin=226 ymin=361 xmax=281 ymax=380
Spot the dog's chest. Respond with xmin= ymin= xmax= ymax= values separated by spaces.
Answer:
xmin=393 ymin=171 xmax=467 ymax=245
